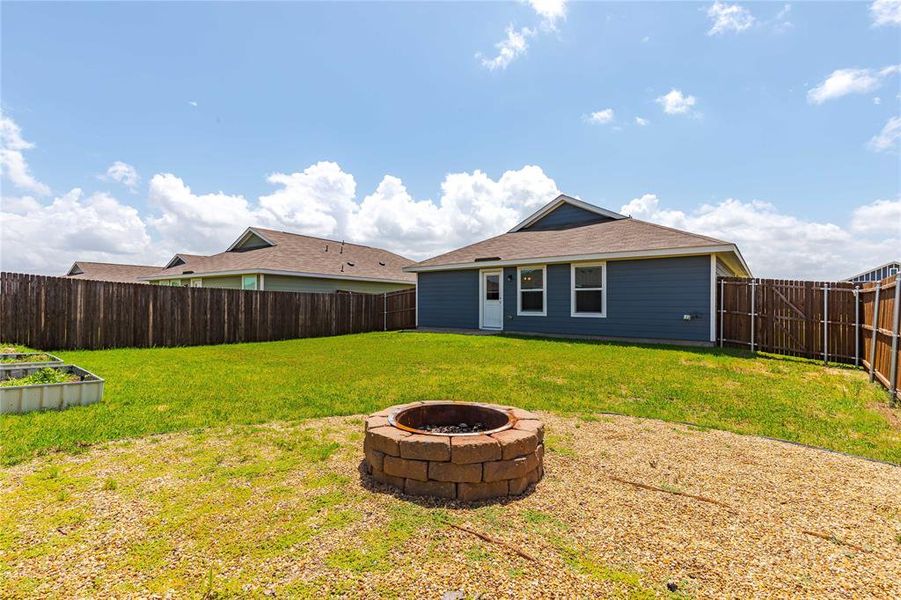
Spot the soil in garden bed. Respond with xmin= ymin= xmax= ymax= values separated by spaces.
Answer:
xmin=0 ymin=353 xmax=53 ymax=364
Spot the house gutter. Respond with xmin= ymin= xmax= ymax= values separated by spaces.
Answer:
xmin=138 ymin=268 xmax=415 ymax=286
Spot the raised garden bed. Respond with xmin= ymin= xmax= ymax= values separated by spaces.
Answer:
xmin=0 ymin=353 xmax=63 ymax=375
xmin=0 ymin=365 xmax=104 ymax=415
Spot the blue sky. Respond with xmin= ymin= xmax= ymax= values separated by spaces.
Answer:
xmin=1 ymin=1 xmax=899 ymax=279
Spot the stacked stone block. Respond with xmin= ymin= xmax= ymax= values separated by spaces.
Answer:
xmin=364 ymin=402 xmax=544 ymax=501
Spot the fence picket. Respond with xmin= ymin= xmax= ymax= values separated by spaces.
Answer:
xmin=0 ymin=272 xmax=415 ymax=350
xmin=718 ymin=275 xmax=898 ymax=402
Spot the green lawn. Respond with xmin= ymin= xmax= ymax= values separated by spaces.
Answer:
xmin=1 ymin=332 xmax=898 ymax=465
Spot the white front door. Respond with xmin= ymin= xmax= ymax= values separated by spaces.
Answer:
xmin=480 ymin=270 xmax=503 ymax=330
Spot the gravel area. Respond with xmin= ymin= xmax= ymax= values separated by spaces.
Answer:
xmin=1 ymin=413 xmax=898 ymax=598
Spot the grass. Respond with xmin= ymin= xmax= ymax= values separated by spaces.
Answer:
xmin=2 ymin=411 xmax=898 ymax=597
xmin=1 ymin=332 xmax=898 ymax=465
xmin=0 ymin=417 xmax=693 ymax=597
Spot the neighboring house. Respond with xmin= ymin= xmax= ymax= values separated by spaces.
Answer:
xmin=65 ymin=261 xmax=162 ymax=283
xmin=138 ymin=227 xmax=416 ymax=293
xmin=405 ymin=194 xmax=751 ymax=345
xmin=844 ymin=261 xmax=899 ymax=284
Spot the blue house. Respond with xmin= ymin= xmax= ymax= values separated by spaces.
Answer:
xmin=844 ymin=260 xmax=899 ymax=284
xmin=405 ymin=195 xmax=751 ymax=345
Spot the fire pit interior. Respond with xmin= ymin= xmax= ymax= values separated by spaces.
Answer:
xmin=389 ymin=403 xmax=514 ymax=435
xmin=364 ymin=401 xmax=544 ymax=502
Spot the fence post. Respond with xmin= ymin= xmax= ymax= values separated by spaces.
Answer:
xmin=854 ymin=287 xmax=860 ymax=366
xmin=750 ymin=279 xmax=756 ymax=352
xmin=383 ymin=292 xmax=388 ymax=331
xmin=823 ymin=284 xmax=829 ymax=364
xmin=718 ymin=278 xmax=724 ymax=348
xmin=869 ymin=284 xmax=881 ymax=382
xmin=889 ymin=277 xmax=900 ymax=404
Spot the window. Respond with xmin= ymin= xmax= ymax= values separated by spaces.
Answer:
xmin=242 ymin=275 xmax=258 ymax=290
xmin=190 ymin=279 xmax=202 ymax=288
xmin=571 ymin=262 xmax=606 ymax=318
xmin=485 ymin=274 xmax=500 ymax=300
xmin=517 ymin=266 xmax=546 ymax=316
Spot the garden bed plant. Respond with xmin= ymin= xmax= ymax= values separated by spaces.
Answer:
xmin=0 ymin=367 xmax=80 ymax=387
xmin=0 ymin=353 xmax=59 ymax=365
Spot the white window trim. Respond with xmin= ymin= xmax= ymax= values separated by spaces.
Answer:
xmin=190 ymin=278 xmax=203 ymax=288
xmin=517 ymin=265 xmax=547 ymax=317
xmin=570 ymin=261 xmax=607 ymax=318
xmin=241 ymin=274 xmax=258 ymax=291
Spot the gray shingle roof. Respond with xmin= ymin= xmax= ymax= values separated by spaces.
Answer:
xmin=408 ymin=218 xmax=734 ymax=270
xmin=143 ymin=227 xmax=416 ymax=283
xmin=66 ymin=262 xmax=162 ymax=283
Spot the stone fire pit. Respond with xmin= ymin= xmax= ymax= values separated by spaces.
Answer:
xmin=363 ymin=402 xmax=544 ymax=501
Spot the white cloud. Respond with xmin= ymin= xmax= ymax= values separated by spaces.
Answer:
xmin=347 ymin=176 xmax=448 ymax=258
xmin=350 ymin=165 xmax=559 ymax=259
xmin=0 ymin=115 xmax=51 ymax=196
xmin=479 ymin=0 xmax=567 ymax=70
xmin=103 ymin=161 xmax=140 ymax=190
xmin=147 ymin=173 xmax=272 ymax=256
xmin=870 ymin=0 xmax=901 ymax=26
xmin=868 ymin=115 xmax=901 ymax=152
xmin=619 ymin=194 xmax=899 ymax=279
xmin=851 ymin=198 xmax=901 ymax=234
xmin=258 ymin=161 xmax=358 ymax=238
xmin=5 ymin=113 xmax=891 ymax=280
xmin=656 ymin=89 xmax=698 ymax=115
xmin=772 ymin=4 xmax=793 ymax=32
xmin=706 ymin=1 xmax=756 ymax=36
xmin=1 ymin=153 xmax=560 ymax=273
xmin=635 ymin=116 xmax=650 ymax=126
xmin=586 ymin=109 xmax=615 ymax=125
xmin=807 ymin=65 xmax=901 ymax=104
xmin=1 ymin=188 xmax=156 ymax=273
xmin=188 ymin=101 xmax=198 ymax=107
xmin=526 ymin=0 xmax=567 ymax=29
xmin=480 ymin=26 xmax=534 ymax=71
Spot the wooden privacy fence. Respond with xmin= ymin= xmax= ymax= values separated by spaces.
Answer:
xmin=0 ymin=272 xmax=416 ymax=350
xmin=718 ymin=275 xmax=900 ymax=402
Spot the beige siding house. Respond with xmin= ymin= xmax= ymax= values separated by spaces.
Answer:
xmin=66 ymin=227 xmax=416 ymax=293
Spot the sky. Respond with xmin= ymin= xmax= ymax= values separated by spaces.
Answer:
xmin=1 ymin=0 xmax=899 ymax=280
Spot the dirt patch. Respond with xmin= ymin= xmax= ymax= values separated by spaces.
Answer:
xmin=872 ymin=401 xmax=901 ymax=429
xmin=2 ymin=414 xmax=899 ymax=598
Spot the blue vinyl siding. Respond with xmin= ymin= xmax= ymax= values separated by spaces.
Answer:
xmin=417 ymin=270 xmax=480 ymax=329
xmin=416 ymin=255 xmax=713 ymax=342
xmin=503 ymin=257 xmax=711 ymax=341
xmin=522 ymin=203 xmax=614 ymax=231
xmin=849 ymin=262 xmax=900 ymax=283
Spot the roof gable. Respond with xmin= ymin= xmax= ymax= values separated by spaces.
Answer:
xmin=509 ymin=194 xmax=626 ymax=233
xmin=226 ymin=228 xmax=276 ymax=252
xmin=165 ymin=255 xmax=187 ymax=269
xmin=520 ymin=201 xmax=618 ymax=231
